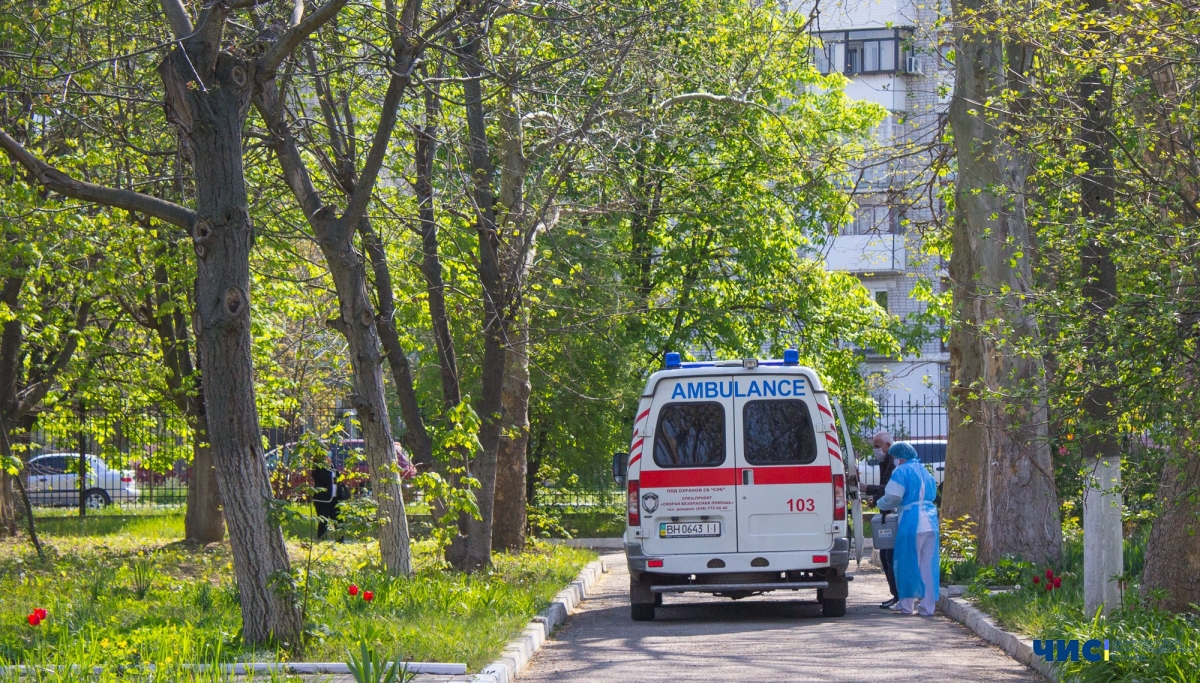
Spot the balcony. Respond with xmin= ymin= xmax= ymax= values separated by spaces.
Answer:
xmin=823 ymin=234 xmax=906 ymax=273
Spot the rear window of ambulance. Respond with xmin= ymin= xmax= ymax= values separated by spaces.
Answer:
xmin=653 ymin=402 xmax=726 ymax=468
xmin=743 ymin=399 xmax=817 ymax=465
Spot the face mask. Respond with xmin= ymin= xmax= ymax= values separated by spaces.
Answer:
xmin=873 ymin=447 xmax=884 ymax=458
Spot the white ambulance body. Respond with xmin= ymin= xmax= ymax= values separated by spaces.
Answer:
xmin=614 ymin=351 xmax=858 ymax=621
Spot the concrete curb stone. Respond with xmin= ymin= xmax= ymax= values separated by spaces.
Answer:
xmin=470 ymin=557 xmax=609 ymax=683
xmin=936 ymin=592 xmax=1058 ymax=682
xmin=546 ymin=537 xmax=624 ymax=550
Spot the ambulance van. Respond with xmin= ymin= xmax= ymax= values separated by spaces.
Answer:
xmin=612 ymin=351 xmax=863 ymax=621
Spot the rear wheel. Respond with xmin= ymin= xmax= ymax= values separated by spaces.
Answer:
xmin=631 ymin=603 xmax=656 ymax=621
xmin=84 ymin=489 xmax=111 ymax=509
xmin=821 ymin=597 xmax=847 ymax=618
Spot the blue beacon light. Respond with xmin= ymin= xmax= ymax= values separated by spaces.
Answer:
xmin=783 ymin=349 xmax=800 ymax=365
xmin=665 ymin=352 xmax=682 ymax=369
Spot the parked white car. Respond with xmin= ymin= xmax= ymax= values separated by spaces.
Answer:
xmin=26 ymin=453 xmax=138 ymax=508
xmin=857 ymin=439 xmax=946 ymax=489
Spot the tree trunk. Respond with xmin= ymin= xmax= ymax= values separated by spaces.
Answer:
xmin=184 ymin=412 xmax=224 ymax=543
xmin=0 ymin=469 xmax=14 ymax=537
xmin=1141 ymin=435 xmax=1200 ymax=613
xmin=493 ymin=317 xmax=530 ymax=552
xmin=944 ymin=0 xmax=1061 ymax=565
xmin=159 ymin=40 xmax=300 ymax=642
xmin=447 ymin=25 xmax=507 ymax=571
xmin=359 ymin=218 xmax=435 ymax=468
xmin=152 ymin=259 xmax=224 ymax=544
xmin=315 ymin=221 xmax=412 ymax=576
xmin=1077 ymin=0 xmax=1122 ymax=615
xmin=1132 ymin=59 xmax=1200 ymax=615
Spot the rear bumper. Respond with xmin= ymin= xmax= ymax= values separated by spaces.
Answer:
xmin=626 ymin=538 xmax=850 ymax=576
xmin=651 ymin=581 xmax=829 ymax=594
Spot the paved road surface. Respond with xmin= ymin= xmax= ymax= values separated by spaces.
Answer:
xmin=519 ymin=552 xmax=1043 ymax=682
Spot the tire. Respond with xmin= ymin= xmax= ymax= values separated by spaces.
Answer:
xmin=631 ymin=603 xmax=656 ymax=621
xmin=821 ymin=597 xmax=847 ymax=618
xmin=84 ymin=488 xmax=111 ymax=509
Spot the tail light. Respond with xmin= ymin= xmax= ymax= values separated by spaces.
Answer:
xmin=833 ymin=474 xmax=846 ymax=521
xmin=627 ymin=480 xmax=640 ymax=526
xmin=120 ymin=477 xmax=132 ymax=483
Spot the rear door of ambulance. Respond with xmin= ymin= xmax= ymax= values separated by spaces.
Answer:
xmin=733 ymin=373 xmax=832 ymax=552
xmin=639 ymin=375 xmax=738 ymax=556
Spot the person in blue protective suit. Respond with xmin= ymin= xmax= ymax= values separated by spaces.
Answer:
xmin=875 ymin=441 xmax=940 ymax=615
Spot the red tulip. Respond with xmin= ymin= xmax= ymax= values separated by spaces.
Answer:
xmin=33 ymin=608 xmax=47 ymax=620
xmin=1032 ymin=576 xmax=1040 ymax=584
xmin=27 ymin=614 xmax=40 ymax=626
xmin=363 ymin=591 xmax=374 ymax=602
xmin=348 ymin=584 xmax=359 ymax=597
xmin=1045 ymin=582 xmax=1053 ymax=591
xmin=1045 ymin=569 xmax=1054 ymax=579
xmin=1053 ymin=577 xmax=1062 ymax=588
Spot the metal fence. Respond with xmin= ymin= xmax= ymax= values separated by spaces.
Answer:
xmin=532 ymin=487 xmax=623 ymax=511
xmin=871 ymin=398 xmax=949 ymax=441
xmin=20 ymin=406 xmax=368 ymax=510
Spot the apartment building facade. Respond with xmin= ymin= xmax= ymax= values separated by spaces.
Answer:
xmin=797 ymin=0 xmax=952 ymax=425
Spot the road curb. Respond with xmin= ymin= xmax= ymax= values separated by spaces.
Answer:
xmin=937 ymin=593 xmax=1057 ymax=681
xmin=471 ymin=557 xmax=609 ymax=683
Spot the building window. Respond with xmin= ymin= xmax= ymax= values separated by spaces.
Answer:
xmin=874 ymin=289 xmax=889 ymax=313
xmin=846 ymin=205 xmax=896 ymax=235
xmin=814 ymin=28 xmax=913 ymax=76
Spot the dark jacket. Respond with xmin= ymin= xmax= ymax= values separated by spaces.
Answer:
xmin=863 ymin=452 xmax=896 ymax=499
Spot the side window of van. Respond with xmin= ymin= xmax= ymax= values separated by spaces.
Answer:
xmin=743 ymin=400 xmax=817 ymax=465
xmin=653 ymin=403 xmax=726 ymax=468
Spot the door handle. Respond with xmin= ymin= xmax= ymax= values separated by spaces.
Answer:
xmin=742 ymin=469 xmax=752 ymax=485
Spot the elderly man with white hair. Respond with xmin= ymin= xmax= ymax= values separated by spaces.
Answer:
xmin=864 ymin=431 xmax=899 ymax=608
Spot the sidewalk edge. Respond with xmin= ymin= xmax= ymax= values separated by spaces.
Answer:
xmin=471 ymin=556 xmax=609 ymax=683
xmin=937 ymin=593 xmax=1059 ymax=682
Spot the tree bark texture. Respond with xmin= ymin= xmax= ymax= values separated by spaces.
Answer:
xmin=493 ymin=318 xmax=530 ymax=551
xmin=944 ymin=0 xmax=1061 ymax=565
xmin=158 ymin=36 xmax=300 ymax=642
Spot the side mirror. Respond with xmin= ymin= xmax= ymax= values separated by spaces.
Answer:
xmin=612 ymin=452 xmax=628 ymax=486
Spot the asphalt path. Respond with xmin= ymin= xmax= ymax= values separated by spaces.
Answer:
xmin=519 ymin=552 xmax=1044 ymax=682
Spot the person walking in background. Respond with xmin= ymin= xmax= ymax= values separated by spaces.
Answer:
xmin=863 ymin=431 xmax=899 ymax=608
xmin=311 ymin=462 xmax=341 ymax=541
xmin=876 ymin=441 xmax=941 ymax=615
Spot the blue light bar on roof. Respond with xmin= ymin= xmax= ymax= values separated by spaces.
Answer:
xmin=783 ymin=349 xmax=800 ymax=365
xmin=665 ymin=352 xmax=681 ymax=369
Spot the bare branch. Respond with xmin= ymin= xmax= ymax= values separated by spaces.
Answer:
xmin=260 ymin=0 xmax=350 ymax=75
xmin=160 ymin=0 xmax=194 ymax=40
xmin=0 ymin=129 xmax=197 ymax=233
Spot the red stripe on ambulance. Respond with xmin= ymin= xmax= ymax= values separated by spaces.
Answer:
xmin=641 ymin=468 xmax=736 ymax=488
xmin=738 ymin=465 xmax=832 ymax=485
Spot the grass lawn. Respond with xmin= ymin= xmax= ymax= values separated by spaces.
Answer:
xmin=0 ymin=506 xmax=595 ymax=672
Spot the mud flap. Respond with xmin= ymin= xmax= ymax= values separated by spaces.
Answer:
xmin=822 ymin=575 xmax=849 ymax=600
xmin=630 ymin=574 xmax=656 ymax=605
